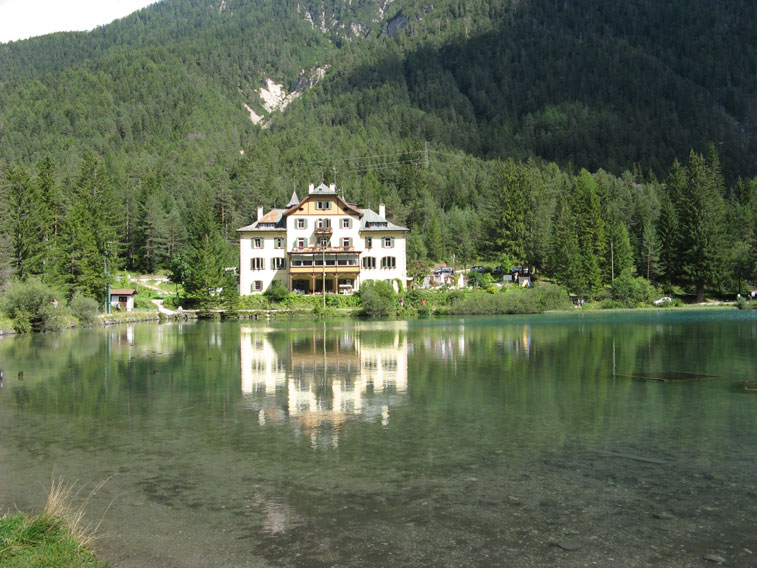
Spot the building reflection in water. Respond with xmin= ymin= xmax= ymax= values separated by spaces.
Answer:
xmin=240 ymin=322 xmax=408 ymax=448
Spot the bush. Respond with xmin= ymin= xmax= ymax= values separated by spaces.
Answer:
xmin=0 ymin=278 xmax=66 ymax=332
xmin=69 ymin=294 xmax=100 ymax=325
xmin=264 ymin=280 xmax=290 ymax=303
xmin=467 ymin=271 xmax=492 ymax=289
xmin=359 ymin=280 xmax=397 ymax=317
xmin=448 ymin=283 xmax=571 ymax=314
xmin=610 ymin=272 xmax=657 ymax=307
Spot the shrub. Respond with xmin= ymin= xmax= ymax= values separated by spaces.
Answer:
xmin=359 ymin=280 xmax=397 ymax=317
xmin=69 ymin=294 xmax=100 ymax=325
xmin=467 ymin=271 xmax=492 ymax=289
xmin=448 ymin=283 xmax=571 ymax=315
xmin=264 ymin=280 xmax=290 ymax=303
xmin=0 ymin=278 xmax=66 ymax=333
xmin=610 ymin=272 xmax=657 ymax=307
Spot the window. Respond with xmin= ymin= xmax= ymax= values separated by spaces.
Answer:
xmin=271 ymin=257 xmax=286 ymax=270
xmin=383 ymin=237 xmax=394 ymax=248
xmin=317 ymin=218 xmax=331 ymax=228
xmin=254 ymin=281 xmax=263 ymax=292
xmin=253 ymin=238 xmax=263 ymax=249
xmin=317 ymin=237 xmax=330 ymax=248
xmin=365 ymin=237 xmax=373 ymax=249
xmin=296 ymin=218 xmax=307 ymax=229
xmin=342 ymin=237 xmax=352 ymax=248
xmin=362 ymin=256 xmax=376 ymax=269
xmin=316 ymin=201 xmax=331 ymax=210
xmin=341 ymin=218 xmax=351 ymax=229
xmin=251 ymin=258 xmax=265 ymax=270
xmin=296 ymin=238 xmax=306 ymax=248
xmin=381 ymin=257 xmax=396 ymax=269
xmin=274 ymin=237 xmax=284 ymax=249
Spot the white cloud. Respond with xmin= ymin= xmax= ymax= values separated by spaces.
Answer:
xmin=0 ymin=0 xmax=159 ymax=43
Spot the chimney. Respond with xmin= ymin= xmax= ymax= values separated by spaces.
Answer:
xmin=257 ymin=206 xmax=264 ymax=221
xmin=308 ymin=183 xmax=315 ymax=194
xmin=379 ymin=203 xmax=386 ymax=219
xmin=329 ymin=183 xmax=336 ymax=192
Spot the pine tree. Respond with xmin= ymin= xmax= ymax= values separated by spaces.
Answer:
xmin=493 ymin=158 xmax=529 ymax=263
xmin=33 ymin=157 xmax=63 ymax=278
xmin=606 ymin=216 xmax=634 ymax=281
xmin=671 ymin=151 xmax=727 ymax=302
xmin=182 ymin=190 xmax=230 ymax=305
xmin=53 ymin=154 xmax=123 ymax=299
xmin=570 ymin=170 xmax=605 ymax=296
xmin=424 ymin=215 xmax=444 ymax=261
xmin=3 ymin=165 xmax=39 ymax=279
xmin=657 ymin=181 xmax=679 ymax=286
xmin=640 ymin=219 xmax=661 ymax=281
xmin=549 ymin=197 xmax=583 ymax=292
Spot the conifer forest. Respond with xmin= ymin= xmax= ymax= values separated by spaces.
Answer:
xmin=1 ymin=0 xmax=755 ymax=303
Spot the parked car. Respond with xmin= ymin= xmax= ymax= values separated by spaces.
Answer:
xmin=434 ymin=267 xmax=454 ymax=276
xmin=470 ymin=266 xmax=489 ymax=273
xmin=653 ymin=296 xmax=672 ymax=306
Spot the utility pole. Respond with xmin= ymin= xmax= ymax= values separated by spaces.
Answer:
xmin=104 ymin=257 xmax=110 ymax=314
xmin=611 ymin=242 xmax=615 ymax=282
xmin=322 ymin=244 xmax=326 ymax=310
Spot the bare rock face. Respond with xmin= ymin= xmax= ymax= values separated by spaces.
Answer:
xmin=244 ymin=66 xmax=328 ymax=127
xmin=381 ymin=13 xmax=409 ymax=37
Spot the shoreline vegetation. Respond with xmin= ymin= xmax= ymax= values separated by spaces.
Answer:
xmin=0 ymin=277 xmax=749 ymax=337
xmin=0 ymin=478 xmax=107 ymax=568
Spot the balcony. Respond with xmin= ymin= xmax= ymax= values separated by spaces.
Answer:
xmin=314 ymin=226 xmax=333 ymax=235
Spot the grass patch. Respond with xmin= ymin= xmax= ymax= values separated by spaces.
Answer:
xmin=0 ymin=477 xmax=109 ymax=567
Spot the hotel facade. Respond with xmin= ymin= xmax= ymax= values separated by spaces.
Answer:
xmin=237 ymin=183 xmax=408 ymax=295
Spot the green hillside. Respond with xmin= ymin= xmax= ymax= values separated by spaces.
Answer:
xmin=0 ymin=0 xmax=755 ymax=303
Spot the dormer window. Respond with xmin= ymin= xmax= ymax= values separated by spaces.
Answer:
xmin=316 ymin=201 xmax=331 ymax=210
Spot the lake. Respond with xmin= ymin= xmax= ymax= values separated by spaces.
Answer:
xmin=1 ymin=310 xmax=755 ymax=567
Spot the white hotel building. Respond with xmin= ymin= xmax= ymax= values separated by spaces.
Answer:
xmin=237 ymin=183 xmax=408 ymax=295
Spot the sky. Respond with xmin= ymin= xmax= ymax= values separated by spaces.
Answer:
xmin=0 ymin=0 xmax=159 ymax=43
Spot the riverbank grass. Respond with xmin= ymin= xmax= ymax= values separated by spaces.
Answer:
xmin=0 ymin=478 xmax=107 ymax=568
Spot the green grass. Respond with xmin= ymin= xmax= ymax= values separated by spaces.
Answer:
xmin=0 ymin=476 xmax=110 ymax=567
xmin=0 ymin=514 xmax=106 ymax=567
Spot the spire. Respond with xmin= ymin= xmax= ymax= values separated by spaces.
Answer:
xmin=286 ymin=190 xmax=300 ymax=207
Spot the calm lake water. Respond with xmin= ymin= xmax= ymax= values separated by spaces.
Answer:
xmin=1 ymin=311 xmax=755 ymax=567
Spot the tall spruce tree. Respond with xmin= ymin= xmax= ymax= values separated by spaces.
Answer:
xmin=33 ymin=157 xmax=63 ymax=279
xmin=54 ymin=154 xmax=123 ymax=299
xmin=640 ymin=219 xmax=661 ymax=282
xmin=182 ymin=191 xmax=230 ymax=305
xmin=493 ymin=158 xmax=530 ymax=264
xmin=669 ymin=151 xmax=727 ymax=302
xmin=570 ymin=170 xmax=605 ymax=296
xmin=2 ymin=165 xmax=38 ymax=279
xmin=549 ymin=196 xmax=583 ymax=292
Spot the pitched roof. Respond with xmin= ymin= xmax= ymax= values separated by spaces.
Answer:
xmin=281 ymin=191 xmax=363 ymax=218
xmin=236 ymin=208 xmax=287 ymax=232
xmin=110 ymin=289 xmax=137 ymax=295
xmin=360 ymin=208 xmax=409 ymax=231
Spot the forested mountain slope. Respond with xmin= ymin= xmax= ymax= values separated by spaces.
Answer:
xmin=0 ymin=0 xmax=755 ymax=302
xmin=1 ymin=0 xmax=755 ymax=178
